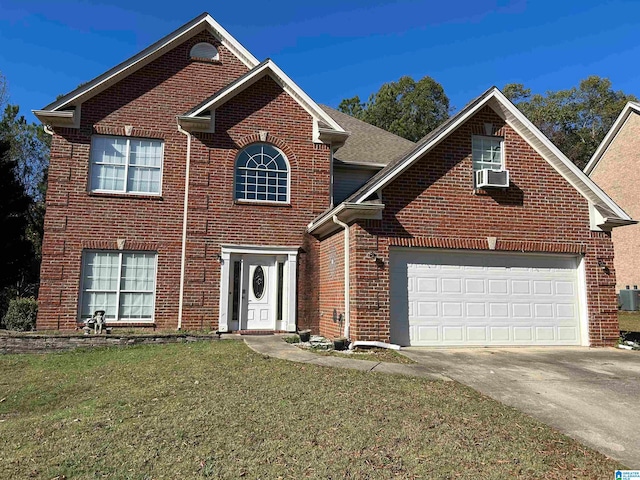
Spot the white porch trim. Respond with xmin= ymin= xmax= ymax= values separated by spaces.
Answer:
xmin=218 ymin=244 xmax=298 ymax=333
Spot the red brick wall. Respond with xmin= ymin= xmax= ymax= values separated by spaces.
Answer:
xmin=38 ymin=31 xmax=330 ymax=331
xmin=340 ymin=106 xmax=618 ymax=346
xmin=318 ymin=229 xmax=345 ymax=339
xmin=178 ymin=75 xmax=330 ymax=330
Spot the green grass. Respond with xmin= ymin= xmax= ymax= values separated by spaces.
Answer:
xmin=619 ymin=311 xmax=640 ymax=332
xmin=311 ymin=346 xmax=416 ymax=364
xmin=0 ymin=341 xmax=623 ymax=479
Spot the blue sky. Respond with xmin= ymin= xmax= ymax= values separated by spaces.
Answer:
xmin=1 ymin=0 xmax=639 ymax=123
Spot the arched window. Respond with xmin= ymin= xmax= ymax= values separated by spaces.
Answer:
xmin=189 ymin=42 xmax=219 ymax=61
xmin=234 ymin=143 xmax=289 ymax=203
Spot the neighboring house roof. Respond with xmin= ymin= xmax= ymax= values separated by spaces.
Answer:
xmin=33 ymin=12 xmax=259 ymax=124
xmin=178 ymin=59 xmax=347 ymax=140
xmin=319 ymin=106 xmax=416 ymax=167
xmin=584 ymin=101 xmax=640 ymax=175
xmin=309 ymin=86 xmax=634 ymax=235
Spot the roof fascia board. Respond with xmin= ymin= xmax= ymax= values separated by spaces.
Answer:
xmin=33 ymin=109 xmax=79 ymax=128
xmin=487 ymin=90 xmax=632 ymax=221
xmin=349 ymin=87 xmax=631 ymax=222
xmin=584 ymin=102 xmax=640 ymax=175
xmin=40 ymin=13 xmax=259 ymax=113
xmin=307 ymin=203 xmax=384 ymax=236
xmin=352 ymin=90 xmax=493 ymax=204
xmin=186 ymin=59 xmax=346 ymax=136
xmin=187 ymin=61 xmax=272 ymax=113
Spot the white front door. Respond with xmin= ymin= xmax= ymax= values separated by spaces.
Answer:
xmin=242 ymin=255 xmax=275 ymax=330
xmin=219 ymin=246 xmax=298 ymax=334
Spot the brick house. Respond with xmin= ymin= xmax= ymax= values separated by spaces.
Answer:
xmin=34 ymin=13 xmax=632 ymax=347
xmin=584 ymin=102 xmax=640 ymax=292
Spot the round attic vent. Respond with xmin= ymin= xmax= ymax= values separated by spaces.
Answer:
xmin=190 ymin=42 xmax=219 ymax=61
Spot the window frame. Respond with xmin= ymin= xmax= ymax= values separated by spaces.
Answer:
xmin=189 ymin=42 xmax=220 ymax=62
xmin=89 ymin=135 xmax=164 ymax=196
xmin=78 ymin=250 xmax=158 ymax=324
xmin=233 ymin=143 xmax=291 ymax=204
xmin=472 ymin=135 xmax=505 ymax=172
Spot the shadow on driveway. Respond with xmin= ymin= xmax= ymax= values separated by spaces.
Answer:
xmin=402 ymin=347 xmax=640 ymax=468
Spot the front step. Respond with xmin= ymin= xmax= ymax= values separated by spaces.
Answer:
xmin=237 ymin=330 xmax=275 ymax=336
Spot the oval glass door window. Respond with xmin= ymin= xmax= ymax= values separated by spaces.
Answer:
xmin=253 ymin=265 xmax=265 ymax=299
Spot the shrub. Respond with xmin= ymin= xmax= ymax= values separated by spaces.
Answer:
xmin=3 ymin=297 xmax=38 ymax=331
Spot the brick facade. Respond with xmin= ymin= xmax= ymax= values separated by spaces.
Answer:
xmin=37 ymin=20 xmax=620 ymax=346
xmin=590 ymin=111 xmax=640 ymax=291
xmin=318 ymin=106 xmax=619 ymax=346
xmin=318 ymin=230 xmax=346 ymax=339
xmin=37 ymin=31 xmax=329 ymax=331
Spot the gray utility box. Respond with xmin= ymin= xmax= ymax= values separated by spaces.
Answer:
xmin=619 ymin=289 xmax=640 ymax=311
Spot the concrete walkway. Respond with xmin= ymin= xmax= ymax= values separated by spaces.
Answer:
xmin=242 ymin=335 xmax=450 ymax=380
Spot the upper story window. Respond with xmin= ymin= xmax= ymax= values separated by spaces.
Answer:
xmin=90 ymin=136 xmax=163 ymax=195
xmin=234 ymin=143 xmax=289 ymax=203
xmin=190 ymin=42 xmax=219 ymax=62
xmin=472 ymin=135 xmax=504 ymax=171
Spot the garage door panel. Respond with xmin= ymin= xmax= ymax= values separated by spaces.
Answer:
xmin=467 ymin=326 xmax=487 ymax=341
xmin=513 ymin=327 xmax=533 ymax=341
xmin=465 ymin=278 xmax=485 ymax=293
xmin=390 ymin=249 xmax=583 ymax=347
xmin=443 ymin=326 xmax=464 ymax=341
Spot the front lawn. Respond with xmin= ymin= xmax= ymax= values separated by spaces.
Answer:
xmin=0 ymin=341 xmax=623 ymax=478
xmin=619 ymin=311 xmax=640 ymax=332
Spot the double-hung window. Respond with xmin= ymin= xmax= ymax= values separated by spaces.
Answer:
xmin=472 ymin=135 xmax=504 ymax=172
xmin=90 ymin=136 xmax=163 ymax=195
xmin=80 ymin=251 xmax=157 ymax=322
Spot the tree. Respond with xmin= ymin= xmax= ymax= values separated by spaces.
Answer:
xmin=338 ymin=75 xmax=450 ymax=142
xmin=0 ymin=139 xmax=34 ymax=322
xmin=503 ymin=76 xmax=637 ymax=169
xmin=0 ymin=73 xmax=50 ymax=320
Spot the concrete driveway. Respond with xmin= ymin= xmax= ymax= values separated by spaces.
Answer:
xmin=401 ymin=347 xmax=640 ymax=468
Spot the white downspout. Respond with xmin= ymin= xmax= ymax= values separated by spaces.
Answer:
xmin=177 ymin=123 xmax=192 ymax=330
xmin=332 ymin=215 xmax=350 ymax=338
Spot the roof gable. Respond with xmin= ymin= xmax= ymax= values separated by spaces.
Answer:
xmin=34 ymin=13 xmax=259 ymax=117
xmin=584 ymin=101 xmax=640 ymax=175
xmin=308 ymin=87 xmax=633 ymax=235
xmin=178 ymin=59 xmax=347 ymax=142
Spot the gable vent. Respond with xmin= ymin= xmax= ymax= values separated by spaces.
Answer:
xmin=190 ymin=42 xmax=219 ymax=61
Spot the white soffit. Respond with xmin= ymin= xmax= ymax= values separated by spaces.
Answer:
xmin=38 ymin=13 xmax=259 ymax=113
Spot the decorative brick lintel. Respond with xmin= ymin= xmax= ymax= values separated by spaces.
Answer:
xmin=93 ymin=125 xmax=164 ymax=139
xmin=389 ymin=237 xmax=587 ymax=254
xmin=81 ymin=239 xmax=161 ymax=251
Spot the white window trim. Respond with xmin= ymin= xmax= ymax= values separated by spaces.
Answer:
xmin=90 ymin=135 xmax=164 ymax=196
xmin=233 ymin=143 xmax=291 ymax=204
xmin=78 ymin=250 xmax=158 ymax=324
xmin=472 ymin=135 xmax=505 ymax=171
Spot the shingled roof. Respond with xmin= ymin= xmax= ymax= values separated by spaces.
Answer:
xmin=320 ymin=105 xmax=415 ymax=167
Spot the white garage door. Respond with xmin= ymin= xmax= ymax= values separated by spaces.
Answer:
xmin=389 ymin=249 xmax=584 ymax=347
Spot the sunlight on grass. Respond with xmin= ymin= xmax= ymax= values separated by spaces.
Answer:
xmin=0 ymin=340 xmax=624 ymax=478
xmin=619 ymin=311 xmax=640 ymax=332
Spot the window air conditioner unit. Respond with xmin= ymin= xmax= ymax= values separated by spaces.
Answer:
xmin=476 ymin=168 xmax=509 ymax=188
